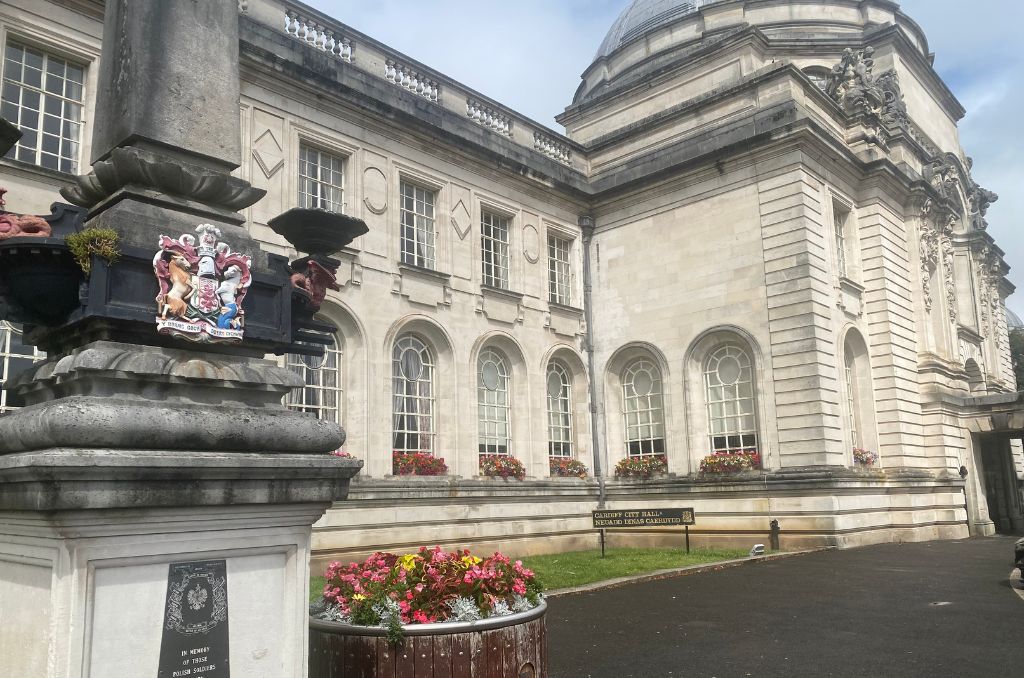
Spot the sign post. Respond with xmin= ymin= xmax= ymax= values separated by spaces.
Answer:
xmin=592 ymin=508 xmax=696 ymax=556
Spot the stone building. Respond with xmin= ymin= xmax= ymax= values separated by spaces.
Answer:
xmin=2 ymin=0 xmax=1022 ymax=568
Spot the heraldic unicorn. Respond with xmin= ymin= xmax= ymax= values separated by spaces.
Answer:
xmin=153 ymin=224 xmax=253 ymax=344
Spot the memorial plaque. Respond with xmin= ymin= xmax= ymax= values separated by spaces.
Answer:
xmin=592 ymin=508 xmax=695 ymax=528
xmin=158 ymin=560 xmax=230 ymax=677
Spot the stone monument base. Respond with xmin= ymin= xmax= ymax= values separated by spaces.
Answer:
xmin=0 ymin=451 xmax=359 ymax=677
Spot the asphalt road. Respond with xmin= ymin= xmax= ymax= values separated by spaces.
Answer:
xmin=546 ymin=536 xmax=1024 ymax=678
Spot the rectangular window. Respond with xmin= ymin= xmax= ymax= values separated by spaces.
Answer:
xmin=1 ymin=42 xmax=85 ymax=173
xmin=834 ymin=204 xmax=850 ymax=277
xmin=481 ymin=211 xmax=510 ymax=289
xmin=400 ymin=180 xmax=436 ymax=269
xmin=0 ymin=322 xmax=45 ymax=415
xmin=548 ymin=234 xmax=571 ymax=305
xmin=298 ymin=144 xmax=345 ymax=211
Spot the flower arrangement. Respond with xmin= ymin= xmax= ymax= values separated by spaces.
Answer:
xmin=479 ymin=454 xmax=526 ymax=479
xmin=331 ymin=450 xmax=355 ymax=459
xmin=549 ymin=457 xmax=588 ymax=478
xmin=614 ymin=454 xmax=668 ymax=479
xmin=698 ymin=450 xmax=761 ymax=474
xmin=392 ymin=451 xmax=449 ymax=476
xmin=315 ymin=547 xmax=544 ymax=643
xmin=853 ymin=447 xmax=878 ymax=467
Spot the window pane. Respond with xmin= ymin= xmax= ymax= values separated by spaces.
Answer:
xmin=285 ymin=323 xmax=343 ymax=428
xmin=2 ymin=42 xmax=85 ymax=172
xmin=399 ymin=181 xmax=436 ymax=269
xmin=621 ymin=359 xmax=665 ymax=458
xmin=705 ymin=344 xmax=759 ymax=457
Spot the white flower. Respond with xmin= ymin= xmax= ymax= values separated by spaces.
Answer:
xmin=446 ymin=596 xmax=482 ymax=622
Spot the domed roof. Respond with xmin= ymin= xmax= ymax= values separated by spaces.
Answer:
xmin=1008 ymin=307 xmax=1024 ymax=331
xmin=595 ymin=0 xmax=709 ymax=60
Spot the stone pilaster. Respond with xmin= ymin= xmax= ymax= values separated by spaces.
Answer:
xmin=758 ymin=168 xmax=844 ymax=467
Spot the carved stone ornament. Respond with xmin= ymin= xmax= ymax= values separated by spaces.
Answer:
xmin=153 ymin=224 xmax=252 ymax=344
xmin=940 ymin=222 xmax=957 ymax=324
xmin=922 ymin=157 xmax=960 ymax=201
xmin=918 ymin=199 xmax=938 ymax=312
xmin=61 ymin=146 xmax=265 ymax=212
xmin=825 ymin=46 xmax=909 ymax=143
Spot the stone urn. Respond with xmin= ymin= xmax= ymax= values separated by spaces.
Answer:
xmin=309 ymin=601 xmax=548 ymax=677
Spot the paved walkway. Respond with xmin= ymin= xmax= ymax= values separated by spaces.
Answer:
xmin=546 ymin=536 xmax=1024 ymax=678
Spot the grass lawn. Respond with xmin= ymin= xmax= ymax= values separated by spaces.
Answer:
xmin=523 ymin=547 xmax=750 ymax=590
xmin=309 ymin=547 xmax=750 ymax=601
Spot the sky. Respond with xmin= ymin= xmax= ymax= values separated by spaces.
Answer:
xmin=307 ymin=0 xmax=1024 ymax=318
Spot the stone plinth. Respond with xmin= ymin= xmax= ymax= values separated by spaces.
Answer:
xmin=0 ymin=343 xmax=360 ymax=677
xmin=0 ymin=501 xmax=340 ymax=677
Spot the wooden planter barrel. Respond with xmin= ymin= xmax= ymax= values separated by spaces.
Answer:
xmin=309 ymin=601 xmax=547 ymax=678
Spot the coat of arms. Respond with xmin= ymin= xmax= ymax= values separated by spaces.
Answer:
xmin=153 ymin=224 xmax=252 ymax=343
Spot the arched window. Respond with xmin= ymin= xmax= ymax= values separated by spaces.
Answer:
xmin=844 ymin=350 xmax=860 ymax=448
xmin=392 ymin=334 xmax=435 ymax=453
xmin=546 ymin=361 xmax=573 ymax=457
xmin=0 ymin=322 xmax=45 ymax=414
xmin=622 ymin=359 xmax=665 ymax=456
xmin=704 ymin=345 xmax=757 ymax=454
xmin=478 ymin=348 xmax=511 ymax=455
xmin=285 ymin=332 xmax=342 ymax=424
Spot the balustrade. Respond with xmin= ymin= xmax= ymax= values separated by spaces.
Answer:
xmin=384 ymin=60 xmax=440 ymax=102
xmin=466 ymin=98 xmax=513 ymax=136
xmin=533 ymin=132 xmax=572 ymax=165
xmin=284 ymin=8 xmax=354 ymax=62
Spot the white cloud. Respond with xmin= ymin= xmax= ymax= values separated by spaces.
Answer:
xmin=307 ymin=0 xmax=1024 ymax=314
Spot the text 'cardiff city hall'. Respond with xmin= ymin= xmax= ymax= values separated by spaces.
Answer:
xmin=1 ymin=0 xmax=1023 ymax=674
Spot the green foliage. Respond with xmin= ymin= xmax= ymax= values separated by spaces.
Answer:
xmin=65 ymin=227 xmax=120 ymax=275
xmin=1010 ymin=328 xmax=1024 ymax=389
xmin=522 ymin=547 xmax=750 ymax=590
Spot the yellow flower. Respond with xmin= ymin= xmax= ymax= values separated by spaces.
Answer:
xmin=398 ymin=554 xmax=419 ymax=572
xmin=460 ymin=555 xmax=482 ymax=567
xmin=352 ymin=594 xmax=367 ymax=601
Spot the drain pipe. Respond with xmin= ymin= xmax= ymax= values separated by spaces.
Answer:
xmin=579 ymin=215 xmax=607 ymax=509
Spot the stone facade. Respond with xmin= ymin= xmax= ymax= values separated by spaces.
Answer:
xmin=2 ymin=0 xmax=1023 ymax=565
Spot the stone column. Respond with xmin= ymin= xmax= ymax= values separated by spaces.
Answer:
xmin=0 ymin=2 xmax=361 ymax=676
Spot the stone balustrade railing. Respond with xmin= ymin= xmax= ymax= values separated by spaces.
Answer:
xmin=384 ymin=59 xmax=440 ymax=102
xmin=533 ymin=132 xmax=572 ymax=165
xmin=283 ymin=7 xmax=354 ymax=61
xmin=243 ymin=0 xmax=583 ymax=171
xmin=466 ymin=99 xmax=514 ymax=137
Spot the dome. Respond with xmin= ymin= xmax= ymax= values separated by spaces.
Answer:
xmin=1008 ymin=307 xmax=1024 ymax=331
xmin=595 ymin=0 xmax=710 ymax=60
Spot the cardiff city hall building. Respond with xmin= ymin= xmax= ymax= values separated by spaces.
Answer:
xmin=2 ymin=0 xmax=1023 ymax=571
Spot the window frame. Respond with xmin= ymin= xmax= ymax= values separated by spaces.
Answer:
xmin=284 ymin=333 xmax=343 ymax=425
xmin=297 ymin=141 xmax=346 ymax=212
xmin=1 ymin=38 xmax=87 ymax=174
xmin=621 ymin=358 xmax=666 ymax=457
xmin=704 ymin=344 xmax=759 ymax=455
xmin=480 ymin=209 xmax=512 ymax=290
xmin=399 ymin=178 xmax=439 ymax=270
xmin=0 ymin=321 xmax=45 ymax=415
xmin=547 ymin=231 xmax=573 ymax=306
xmin=392 ymin=334 xmax=436 ymax=455
xmin=477 ymin=347 xmax=512 ymax=456
xmin=546 ymin=361 xmax=573 ymax=457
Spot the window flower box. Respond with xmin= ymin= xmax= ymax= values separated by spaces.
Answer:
xmin=853 ymin=447 xmax=878 ymax=467
xmin=614 ymin=454 xmax=668 ymax=479
xmin=479 ymin=454 xmax=526 ymax=479
xmin=392 ymin=451 xmax=449 ymax=476
xmin=549 ymin=457 xmax=588 ymax=478
xmin=698 ymin=450 xmax=761 ymax=475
